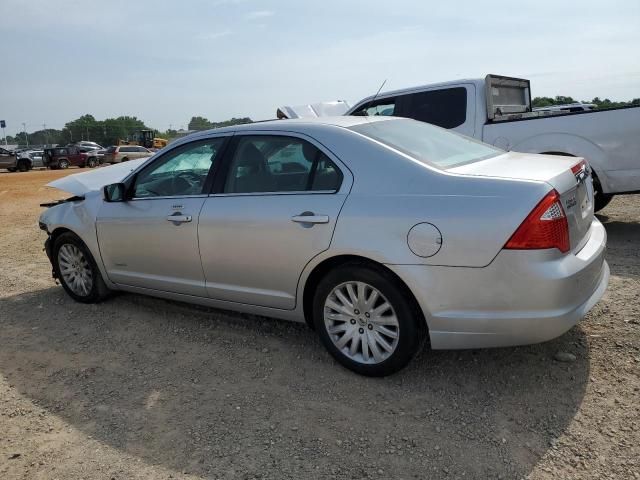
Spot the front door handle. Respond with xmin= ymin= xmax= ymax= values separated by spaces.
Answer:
xmin=167 ymin=213 xmax=192 ymax=223
xmin=291 ymin=213 xmax=329 ymax=224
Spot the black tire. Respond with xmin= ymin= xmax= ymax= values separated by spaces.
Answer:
xmin=52 ymin=232 xmax=111 ymax=303
xmin=17 ymin=160 xmax=30 ymax=172
xmin=592 ymin=173 xmax=613 ymax=212
xmin=7 ymin=167 xmax=16 ymax=172
xmin=121 ymin=157 xmax=129 ymax=162
xmin=87 ymin=157 xmax=98 ymax=168
xmin=313 ymin=262 xmax=424 ymax=376
xmin=58 ymin=159 xmax=70 ymax=169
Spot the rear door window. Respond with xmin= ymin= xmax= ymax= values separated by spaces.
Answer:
xmin=397 ymin=87 xmax=467 ymax=129
xmin=223 ymin=136 xmax=342 ymax=194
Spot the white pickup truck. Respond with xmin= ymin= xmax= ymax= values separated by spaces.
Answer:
xmin=346 ymin=75 xmax=640 ymax=211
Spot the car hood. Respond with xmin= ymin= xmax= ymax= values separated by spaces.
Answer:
xmin=46 ymin=158 xmax=149 ymax=195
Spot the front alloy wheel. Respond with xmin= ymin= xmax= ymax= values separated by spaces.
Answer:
xmin=52 ymin=232 xmax=111 ymax=303
xmin=57 ymin=244 xmax=94 ymax=296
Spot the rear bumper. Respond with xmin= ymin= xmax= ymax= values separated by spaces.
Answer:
xmin=388 ymin=218 xmax=609 ymax=349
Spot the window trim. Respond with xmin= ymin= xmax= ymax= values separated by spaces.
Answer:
xmin=350 ymin=96 xmax=398 ymax=117
xmin=128 ymin=135 xmax=231 ymax=200
xmin=210 ymin=131 xmax=347 ymax=197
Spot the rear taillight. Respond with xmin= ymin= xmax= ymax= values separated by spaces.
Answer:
xmin=504 ymin=189 xmax=570 ymax=253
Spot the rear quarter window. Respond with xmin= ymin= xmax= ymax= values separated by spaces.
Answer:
xmin=398 ymin=87 xmax=467 ymax=129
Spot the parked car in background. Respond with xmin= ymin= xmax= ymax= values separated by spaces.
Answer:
xmin=347 ymin=74 xmax=640 ymax=211
xmin=18 ymin=149 xmax=45 ymax=170
xmin=74 ymin=141 xmax=103 ymax=150
xmin=0 ymin=148 xmax=44 ymax=172
xmin=39 ymin=117 xmax=608 ymax=376
xmin=79 ymin=150 xmax=100 ymax=168
xmin=533 ymin=103 xmax=597 ymax=113
xmin=43 ymin=146 xmax=86 ymax=169
xmin=0 ymin=147 xmax=18 ymax=171
xmin=102 ymin=145 xmax=152 ymax=164
xmin=75 ymin=145 xmax=104 ymax=167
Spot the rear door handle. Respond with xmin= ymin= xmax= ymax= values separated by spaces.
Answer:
xmin=167 ymin=214 xmax=192 ymax=223
xmin=291 ymin=213 xmax=329 ymax=224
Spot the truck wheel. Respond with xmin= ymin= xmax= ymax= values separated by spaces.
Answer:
xmin=87 ymin=157 xmax=98 ymax=168
xmin=58 ymin=159 xmax=70 ymax=169
xmin=17 ymin=160 xmax=30 ymax=172
xmin=593 ymin=173 xmax=613 ymax=212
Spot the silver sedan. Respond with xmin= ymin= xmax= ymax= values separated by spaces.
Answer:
xmin=39 ymin=117 xmax=609 ymax=376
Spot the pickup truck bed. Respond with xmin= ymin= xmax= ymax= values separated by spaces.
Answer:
xmin=483 ymin=105 xmax=640 ymax=195
xmin=346 ymin=74 xmax=640 ymax=210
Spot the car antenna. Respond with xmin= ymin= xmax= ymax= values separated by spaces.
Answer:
xmin=370 ymin=79 xmax=387 ymax=117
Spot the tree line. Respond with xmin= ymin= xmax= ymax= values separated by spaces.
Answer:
xmin=4 ymin=115 xmax=253 ymax=147
xmin=4 ymin=99 xmax=639 ymax=147
xmin=532 ymin=96 xmax=640 ymax=109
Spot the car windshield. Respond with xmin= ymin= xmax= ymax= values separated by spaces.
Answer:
xmin=349 ymin=119 xmax=502 ymax=169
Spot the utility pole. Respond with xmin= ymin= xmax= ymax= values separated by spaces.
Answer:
xmin=42 ymin=123 xmax=47 ymax=146
xmin=22 ymin=122 xmax=28 ymax=147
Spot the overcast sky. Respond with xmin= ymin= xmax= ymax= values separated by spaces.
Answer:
xmin=0 ymin=0 xmax=638 ymax=134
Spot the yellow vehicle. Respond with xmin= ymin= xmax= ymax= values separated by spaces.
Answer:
xmin=118 ymin=130 xmax=168 ymax=150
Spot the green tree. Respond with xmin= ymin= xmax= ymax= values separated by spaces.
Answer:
xmin=188 ymin=116 xmax=213 ymax=130
xmin=188 ymin=116 xmax=253 ymax=131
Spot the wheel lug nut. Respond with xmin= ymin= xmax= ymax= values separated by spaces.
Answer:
xmin=358 ymin=328 xmax=364 ymax=334
xmin=367 ymin=324 xmax=373 ymax=330
xmin=350 ymin=319 xmax=356 ymax=324
xmin=365 ymin=312 xmax=370 ymax=318
xmin=354 ymin=309 xmax=360 ymax=315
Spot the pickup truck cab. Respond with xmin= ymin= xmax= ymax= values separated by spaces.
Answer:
xmin=347 ymin=75 xmax=640 ymax=211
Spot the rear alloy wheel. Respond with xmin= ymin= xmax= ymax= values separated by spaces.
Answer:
xmin=313 ymin=264 xmax=423 ymax=376
xmin=58 ymin=159 xmax=70 ymax=169
xmin=87 ymin=157 xmax=98 ymax=168
xmin=53 ymin=232 xmax=111 ymax=303
xmin=17 ymin=160 xmax=30 ymax=172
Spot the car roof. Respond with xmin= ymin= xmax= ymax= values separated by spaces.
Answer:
xmin=191 ymin=115 xmax=395 ymax=137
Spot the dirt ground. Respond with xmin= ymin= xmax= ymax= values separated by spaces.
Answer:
xmin=0 ymin=168 xmax=638 ymax=480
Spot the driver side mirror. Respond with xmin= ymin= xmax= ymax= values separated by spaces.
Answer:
xmin=103 ymin=183 xmax=127 ymax=202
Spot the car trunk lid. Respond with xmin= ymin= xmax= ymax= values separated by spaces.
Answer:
xmin=449 ymin=151 xmax=594 ymax=252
